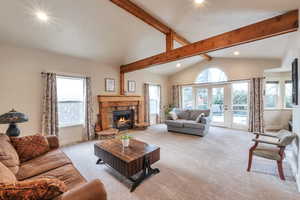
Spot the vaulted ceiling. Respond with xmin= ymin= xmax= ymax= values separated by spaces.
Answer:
xmin=0 ymin=0 xmax=299 ymax=74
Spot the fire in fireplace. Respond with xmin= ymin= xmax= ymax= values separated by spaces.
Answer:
xmin=113 ymin=109 xmax=134 ymax=131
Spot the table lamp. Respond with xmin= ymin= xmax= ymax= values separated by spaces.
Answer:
xmin=0 ymin=109 xmax=28 ymax=137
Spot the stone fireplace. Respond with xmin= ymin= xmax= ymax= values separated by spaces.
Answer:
xmin=113 ymin=109 xmax=134 ymax=131
xmin=95 ymin=95 xmax=144 ymax=132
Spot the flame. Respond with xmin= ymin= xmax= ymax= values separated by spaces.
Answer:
xmin=119 ymin=117 xmax=126 ymax=123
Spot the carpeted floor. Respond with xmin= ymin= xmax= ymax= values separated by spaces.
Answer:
xmin=63 ymin=125 xmax=300 ymax=200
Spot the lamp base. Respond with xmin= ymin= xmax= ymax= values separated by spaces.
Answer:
xmin=6 ymin=123 xmax=20 ymax=137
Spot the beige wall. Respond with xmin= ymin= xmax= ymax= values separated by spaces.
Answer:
xmin=168 ymin=57 xmax=281 ymax=86
xmin=0 ymin=45 xmax=168 ymax=145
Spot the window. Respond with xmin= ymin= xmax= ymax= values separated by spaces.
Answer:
xmin=57 ymin=76 xmax=85 ymax=127
xmin=285 ymin=80 xmax=292 ymax=108
xmin=196 ymin=88 xmax=209 ymax=110
xmin=265 ymin=81 xmax=279 ymax=108
xmin=182 ymin=87 xmax=193 ymax=109
xmin=149 ymin=85 xmax=160 ymax=115
xmin=196 ymin=68 xmax=227 ymax=83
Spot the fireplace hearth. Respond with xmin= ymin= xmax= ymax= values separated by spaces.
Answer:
xmin=113 ymin=109 xmax=134 ymax=131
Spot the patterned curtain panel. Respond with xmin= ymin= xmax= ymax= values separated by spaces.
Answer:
xmin=172 ymin=85 xmax=182 ymax=108
xmin=144 ymin=84 xmax=150 ymax=124
xmin=84 ymin=77 xmax=94 ymax=140
xmin=41 ymin=73 xmax=59 ymax=136
xmin=249 ymin=77 xmax=265 ymax=133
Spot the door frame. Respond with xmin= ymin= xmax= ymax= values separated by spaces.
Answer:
xmin=194 ymin=82 xmax=249 ymax=130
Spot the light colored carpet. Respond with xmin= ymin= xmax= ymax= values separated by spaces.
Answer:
xmin=63 ymin=125 xmax=300 ymax=200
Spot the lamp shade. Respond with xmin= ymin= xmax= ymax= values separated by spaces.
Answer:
xmin=0 ymin=109 xmax=28 ymax=124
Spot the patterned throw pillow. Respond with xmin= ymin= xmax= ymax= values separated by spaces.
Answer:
xmin=169 ymin=111 xmax=178 ymax=120
xmin=0 ymin=178 xmax=67 ymax=200
xmin=10 ymin=135 xmax=50 ymax=163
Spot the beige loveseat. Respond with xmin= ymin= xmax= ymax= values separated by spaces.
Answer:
xmin=0 ymin=134 xmax=107 ymax=200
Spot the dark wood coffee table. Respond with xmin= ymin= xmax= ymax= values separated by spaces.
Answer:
xmin=94 ymin=139 xmax=160 ymax=192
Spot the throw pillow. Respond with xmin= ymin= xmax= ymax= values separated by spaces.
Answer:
xmin=169 ymin=111 xmax=178 ymax=120
xmin=0 ymin=178 xmax=67 ymax=200
xmin=10 ymin=134 xmax=50 ymax=163
xmin=195 ymin=113 xmax=205 ymax=123
xmin=0 ymin=134 xmax=20 ymax=174
xmin=0 ymin=162 xmax=17 ymax=184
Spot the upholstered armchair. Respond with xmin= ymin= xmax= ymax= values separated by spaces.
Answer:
xmin=247 ymin=130 xmax=296 ymax=180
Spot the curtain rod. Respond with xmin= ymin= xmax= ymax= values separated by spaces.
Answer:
xmin=175 ymin=77 xmax=265 ymax=87
xmin=41 ymin=72 xmax=88 ymax=79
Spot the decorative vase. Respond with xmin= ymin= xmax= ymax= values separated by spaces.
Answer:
xmin=122 ymin=139 xmax=130 ymax=147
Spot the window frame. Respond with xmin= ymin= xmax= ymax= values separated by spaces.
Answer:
xmin=284 ymin=80 xmax=293 ymax=109
xmin=264 ymin=80 xmax=280 ymax=109
xmin=56 ymin=76 xmax=86 ymax=128
xmin=264 ymin=78 xmax=292 ymax=111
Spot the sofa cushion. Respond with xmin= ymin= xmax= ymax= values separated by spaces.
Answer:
xmin=10 ymin=134 xmax=50 ymax=163
xmin=165 ymin=120 xmax=184 ymax=128
xmin=17 ymin=149 xmax=72 ymax=181
xmin=176 ymin=110 xmax=190 ymax=120
xmin=0 ymin=162 xmax=17 ymax=184
xmin=0 ymin=134 xmax=20 ymax=174
xmin=0 ymin=178 xmax=67 ymax=200
xmin=183 ymin=121 xmax=205 ymax=129
xmin=29 ymin=164 xmax=86 ymax=190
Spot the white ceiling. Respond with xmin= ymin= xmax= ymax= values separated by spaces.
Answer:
xmin=0 ymin=0 xmax=299 ymax=74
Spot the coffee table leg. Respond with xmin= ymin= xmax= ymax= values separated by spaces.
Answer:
xmin=96 ymin=158 xmax=104 ymax=165
xmin=130 ymin=156 xmax=160 ymax=192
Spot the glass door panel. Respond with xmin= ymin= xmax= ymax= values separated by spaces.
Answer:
xmin=211 ymin=87 xmax=225 ymax=125
xmin=231 ymin=82 xmax=249 ymax=129
xmin=196 ymin=88 xmax=209 ymax=110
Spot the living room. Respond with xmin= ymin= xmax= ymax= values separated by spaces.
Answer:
xmin=0 ymin=0 xmax=300 ymax=200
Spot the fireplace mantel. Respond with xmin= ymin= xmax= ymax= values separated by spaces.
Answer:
xmin=96 ymin=95 xmax=144 ymax=131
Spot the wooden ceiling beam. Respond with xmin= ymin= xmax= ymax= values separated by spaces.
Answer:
xmin=166 ymin=32 xmax=174 ymax=52
xmin=120 ymin=10 xmax=298 ymax=73
xmin=110 ymin=0 xmax=170 ymax=34
xmin=109 ymin=0 xmax=211 ymax=60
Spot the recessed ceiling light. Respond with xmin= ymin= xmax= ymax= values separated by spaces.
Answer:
xmin=195 ymin=0 xmax=205 ymax=4
xmin=35 ymin=11 xmax=49 ymax=22
xmin=234 ymin=51 xmax=240 ymax=56
xmin=176 ymin=63 xmax=182 ymax=68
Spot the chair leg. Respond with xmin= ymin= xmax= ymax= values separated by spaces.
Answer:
xmin=277 ymin=161 xmax=285 ymax=181
xmin=247 ymin=150 xmax=253 ymax=172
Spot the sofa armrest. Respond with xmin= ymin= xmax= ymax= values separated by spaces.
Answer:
xmin=46 ymin=135 xmax=60 ymax=150
xmin=60 ymin=179 xmax=106 ymax=200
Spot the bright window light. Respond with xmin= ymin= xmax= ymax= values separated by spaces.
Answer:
xmin=35 ymin=11 xmax=49 ymax=22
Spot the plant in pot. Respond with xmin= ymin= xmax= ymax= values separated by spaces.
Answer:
xmin=120 ymin=134 xmax=133 ymax=148
xmin=164 ymin=104 xmax=175 ymax=120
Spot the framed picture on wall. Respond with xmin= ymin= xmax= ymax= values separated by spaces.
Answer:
xmin=128 ymin=80 xmax=136 ymax=93
xmin=105 ymin=78 xmax=115 ymax=92
xmin=292 ymin=58 xmax=298 ymax=105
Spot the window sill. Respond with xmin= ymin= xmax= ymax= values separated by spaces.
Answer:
xmin=59 ymin=124 xmax=84 ymax=129
xmin=264 ymin=108 xmax=293 ymax=111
